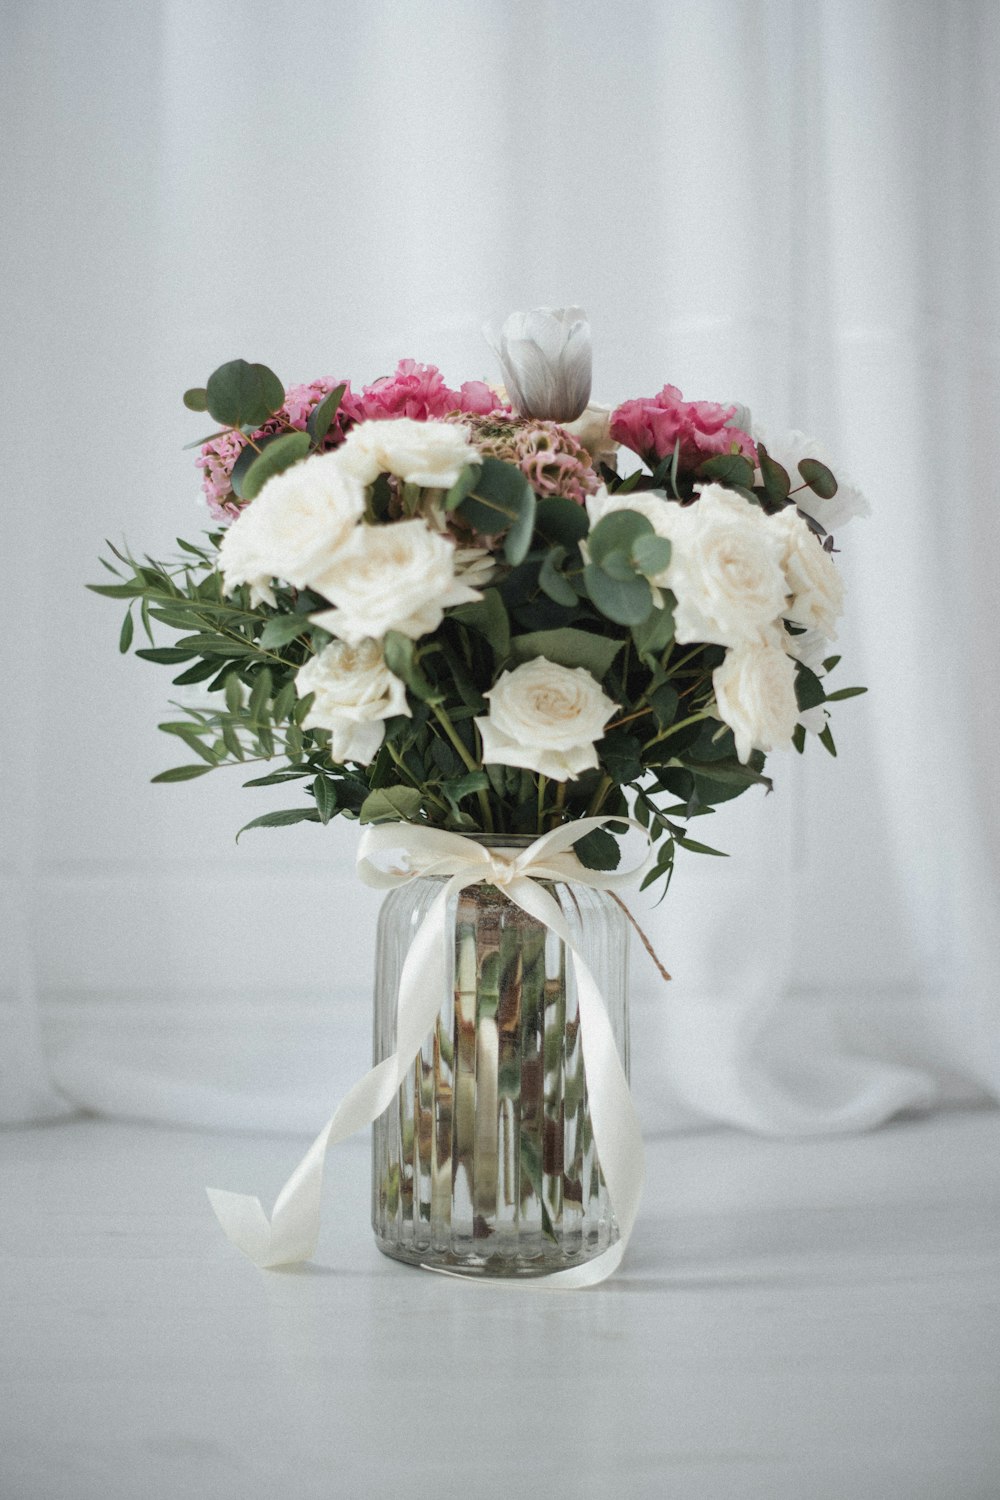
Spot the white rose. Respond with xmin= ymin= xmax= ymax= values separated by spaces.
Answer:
xmin=294 ymin=637 xmax=410 ymax=765
xmin=310 ymin=519 xmax=482 ymax=644
xmin=770 ymin=507 xmax=845 ymax=638
xmin=584 ymin=485 xmax=687 ymax=585
xmin=337 ymin=417 xmax=477 ymax=489
xmin=562 ymin=403 xmax=619 ymax=470
xmin=666 ymin=484 xmax=788 ymax=647
xmin=753 ymin=425 xmax=871 ymax=533
xmin=218 ymin=451 xmax=365 ymax=606
xmin=713 ymin=641 xmax=800 ymax=764
xmin=475 ymin=657 xmax=617 ymax=782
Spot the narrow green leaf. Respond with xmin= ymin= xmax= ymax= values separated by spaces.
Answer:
xmin=313 ymin=776 xmax=338 ymax=825
xmin=819 ymin=724 xmax=838 ymax=756
xmin=135 ymin=646 xmax=197 ymax=664
xmin=306 ymin=383 xmax=346 ymax=445
xmin=792 ymin=723 xmax=807 ymax=753
xmin=794 ymin=663 xmax=827 ymax=713
xmin=509 ymin=627 xmax=622 ymax=679
xmin=259 ymin=613 xmax=312 ymax=649
xmin=823 ymin=685 xmax=868 ymax=702
xmin=224 ymin=674 xmax=243 ymax=714
xmin=675 ymin=835 xmax=728 ymax=856
xmin=118 ymin=611 xmax=134 ymax=654
xmin=235 ymin=807 xmax=322 ymax=841
xmin=151 ymin=763 xmax=215 ymax=783
xmin=822 ymin=654 xmax=842 ymax=673
xmin=248 ymin=667 xmax=273 ymax=722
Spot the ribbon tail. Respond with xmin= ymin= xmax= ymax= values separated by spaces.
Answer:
xmin=207 ymin=880 xmax=461 ymax=1270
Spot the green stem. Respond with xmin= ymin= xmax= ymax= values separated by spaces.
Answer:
xmin=536 ymin=774 xmax=548 ymax=834
xmin=641 ymin=708 xmax=713 ymax=753
xmin=585 ymin=774 xmax=613 ymax=818
xmin=432 ymin=704 xmax=494 ymax=833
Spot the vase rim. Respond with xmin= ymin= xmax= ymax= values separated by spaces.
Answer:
xmin=461 ymin=832 xmax=543 ymax=848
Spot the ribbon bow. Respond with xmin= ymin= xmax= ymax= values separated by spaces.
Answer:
xmin=207 ymin=816 xmax=652 ymax=1288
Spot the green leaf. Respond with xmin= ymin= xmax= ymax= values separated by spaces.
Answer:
xmin=573 ymin=827 xmax=621 ymax=871
xmin=631 ymin=533 xmax=672 ymax=578
xmin=451 ymin=588 xmax=511 ymax=664
xmin=383 ymin=630 xmax=439 ymax=702
xmin=248 ymin=668 xmax=273 ymax=722
xmin=584 ymin=562 xmax=653 ymax=626
xmin=259 ymin=613 xmax=313 ymax=649
xmin=312 ymin=776 xmax=338 ymax=825
xmin=229 ymin=431 xmax=283 ymax=499
xmin=118 ymin=611 xmax=134 ymax=654
xmin=457 ymin=458 xmax=537 ymax=566
xmin=756 ymin=442 xmax=791 ymax=507
xmin=135 ymin=646 xmax=196 ymax=664
xmin=675 ymin=835 xmax=729 ymax=856
xmin=588 ymin=508 xmax=653 ymax=566
xmin=599 ymin=730 xmax=643 ymax=783
xmin=224 ymin=674 xmax=243 ymax=714
xmin=150 ymin=763 xmax=215 ymax=783
xmin=630 ymin=601 xmax=675 ymax=661
xmin=535 ymin=496 xmax=590 ymax=548
xmin=538 ymin=547 xmax=577 ymax=607
xmin=696 ymin=452 xmax=755 ymax=487
xmin=239 ymin=430 xmax=311 ymax=501
xmin=306 ymin=384 xmax=346 ymax=445
xmin=183 ymin=387 xmax=209 ymax=412
xmin=819 ymin=724 xmax=837 ymax=756
xmin=794 ymin=663 xmax=827 ymax=713
xmin=792 ymin=723 xmax=807 ymax=753
xmin=205 ymin=359 xmax=284 ymax=429
xmin=509 ymin=627 xmax=623 ymax=680
xmin=443 ymin=463 xmax=482 ymax=511
xmin=823 ymin=685 xmax=867 ymax=702
xmin=798 ymin=458 xmax=838 ymax=499
xmin=822 ymin=654 xmax=841 ymax=673
xmin=272 ymin=679 xmax=297 ymax=722
xmin=648 ymin=682 xmax=679 ymax=728
xmin=235 ymin=807 xmax=322 ymax=840
xmin=359 ymin=785 xmax=423 ymax=824
xmin=172 ymin=658 xmax=222 ymax=686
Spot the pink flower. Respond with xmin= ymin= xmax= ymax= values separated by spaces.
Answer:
xmin=447 ymin=413 xmax=600 ymax=505
xmin=197 ymin=377 xmax=362 ymax=520
xmin=610 ymin=385 xmax=756 ymax=472
xmin=358 ymin=360 xmax=508 ymax=423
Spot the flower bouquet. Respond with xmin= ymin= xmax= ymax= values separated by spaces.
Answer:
xmin=92 ymin=307 xmax=866 ymax=1282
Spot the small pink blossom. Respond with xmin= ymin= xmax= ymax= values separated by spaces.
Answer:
xmin=358 ymin=360 xmax=508 ymax=423
xmin=197 ymin=377 xmax=362 ymax=520
xmin=610 ymin=385 xmax=756 ymax=472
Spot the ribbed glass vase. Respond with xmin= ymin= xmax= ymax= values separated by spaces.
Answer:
xmin=371 ymin=836 xmax=629 ymax=1276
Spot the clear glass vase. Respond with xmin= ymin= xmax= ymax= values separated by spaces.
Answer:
xmin=371 ymin=837 xmax=629 ymax=1276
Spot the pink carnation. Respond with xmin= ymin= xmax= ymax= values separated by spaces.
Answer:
xmin=610 ymin=385 xmax=756 ymax=472
xmin=197 ymin=377 xmax=363 ymax=521
xmin=358 ymin=360 xmax=507 ymax=423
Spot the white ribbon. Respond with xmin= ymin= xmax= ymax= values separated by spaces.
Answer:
xmin=207 ymin=816 xmax=653 ymax=1288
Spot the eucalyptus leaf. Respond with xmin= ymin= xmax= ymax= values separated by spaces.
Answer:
xmin=183 ymin=387 xmax=209 ymax=412
xmin=457 ymin=458 xmax=537 ymax=565
xmin=584 ymin=563 xmax=653 ymax=626
xmin=534 ymin=496 xmax=590 ymax=548
xmin=588 ymin=508 xmax=653 ymax=566
xmin=206 ymin=359 xmax=284 ymax=429
xmin=538 ymin=547 xmax=578 ymax=607
xmin=240 ymin=430 xmax=311 ymax=500
xmin=451 ymin=589 xmax=511 ymax=663
xmin=798 ymin=458 xmax=838 ymax=499
xmin=443 ymin=463 xmax=482 ymax=511
xmin=757 ymin=442 xmax=791 ymax=507
xmin=631 ymin=533 xmax=671 ymax=578
xmin=696 ymin=452 xmax=755 ymax=487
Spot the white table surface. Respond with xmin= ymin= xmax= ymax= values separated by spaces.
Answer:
xmin=2 ymin=1109 xmax=998 ymax=1500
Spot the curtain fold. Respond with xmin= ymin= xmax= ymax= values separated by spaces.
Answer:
xmin=3 ymin=0 xmax=997 ymax=1134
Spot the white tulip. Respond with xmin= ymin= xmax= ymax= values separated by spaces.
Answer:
xmin=483 ymin=306 xmax=592 ymax=423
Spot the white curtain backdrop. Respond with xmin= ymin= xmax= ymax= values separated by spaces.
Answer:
xmin=3 ymin=0 xmax=998 ymax=1138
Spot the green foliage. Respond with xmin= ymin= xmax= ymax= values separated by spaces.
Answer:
xmin=205 ymin=359 xmax=284 ymax=429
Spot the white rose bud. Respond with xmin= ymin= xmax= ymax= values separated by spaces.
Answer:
xmin=310 ymin=519 xmax=482 ymax=644
xmin=475 ymin=657 xmax=617 ymax=782
xmin=666 ymin=484 xmax=788 ymax=648
xmin=483 ymin=306 xmax=592 ymax=423
xmin=713 ymin=641 xmax=800 ymax=764
xmin=294 ymin=638 xmax=410 ymax=765
xmin=770 ymin=507 xmax=845 ymax=639
xmin=338 ymin=417 xmax=478 ymax=489
xmin=218 ymin=450 xmax=365 ymax=606
xmin=563 ymin=402 xmax=619 ymax=470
